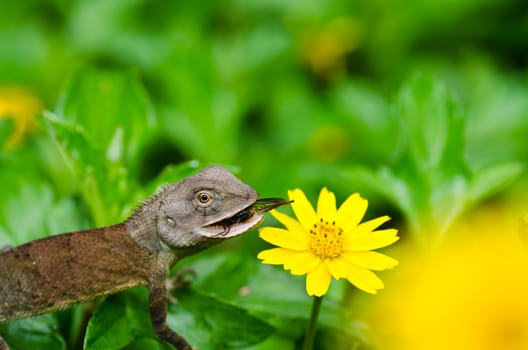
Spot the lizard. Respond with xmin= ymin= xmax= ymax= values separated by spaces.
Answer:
xmin=0 ymin=166 xmax=290 ymax=350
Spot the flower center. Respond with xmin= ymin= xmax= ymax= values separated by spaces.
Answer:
xmin=308 ymin=218 xmax=344 ymax=259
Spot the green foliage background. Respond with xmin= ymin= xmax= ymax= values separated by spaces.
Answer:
xmin=1 ymin=0 xmax=528 ymax=349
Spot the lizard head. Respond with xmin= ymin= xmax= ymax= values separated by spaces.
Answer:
xmin=153 ymin=166 xmax=290 ymax=254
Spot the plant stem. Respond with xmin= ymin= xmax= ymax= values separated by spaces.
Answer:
xmin=302 ymin=296 xmax=323 ymax=350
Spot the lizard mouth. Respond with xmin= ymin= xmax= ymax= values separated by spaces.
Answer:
xmin=199 ymin=198 xmax=292 ymax=238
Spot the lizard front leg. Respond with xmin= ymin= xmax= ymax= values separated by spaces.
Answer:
xmin=149 ymin=269 xmax=192 ymax=350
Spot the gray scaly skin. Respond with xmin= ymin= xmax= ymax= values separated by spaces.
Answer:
xmin=0 ymin=166 xmax=289 ymax=350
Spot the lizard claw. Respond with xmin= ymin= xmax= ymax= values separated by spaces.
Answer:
xmin=165 ymin=268 xmax=196 ymax=304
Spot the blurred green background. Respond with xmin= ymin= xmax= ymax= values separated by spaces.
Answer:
xmin=1 ymin=0 xmax=528 ymax=349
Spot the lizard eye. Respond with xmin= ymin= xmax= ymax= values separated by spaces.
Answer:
xmin=167 ymin=217 xmax=176 ymax=226
xmin=196 ymin=191 xmax=213 ymax=204
xmin=192 ymin=189 xmax=218 ymax=214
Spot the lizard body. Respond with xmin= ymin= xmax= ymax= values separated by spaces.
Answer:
xmin=0 ymin=166 xmax=288 ymax=350
xmin=0 ymin=224 xmax=151 ymax=322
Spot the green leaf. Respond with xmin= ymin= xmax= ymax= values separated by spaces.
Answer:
xmin=45 ymin=67 xmax=159 ymax=226
xmin=395 ymin=72 xmax=466 ymax=176
xmin=0 ymin=178 xmax=85 ymax=246
xmin=335 ymin=74 xmax=470 ymax=239
xmin=242 ymin=333 xmax=296 ymax=350
xmin=56 ymin=67 xmax=157 ymax=174
xmin=181 ymin=250 xmax=356 ymax=341
xmin=184 ymin=251 xmax=259 ymax=301
xmin=335 ymin=73 xmax=526 ymax=243
xmin=43 ymin=111 xmax=119 ymax=226
xmin=330 ymin=79 xmax=396 ymax=163
xmin=0 ymin=314 xmax=67 ymax=350
xmin=84 ymin=287 xmax=155 ymax=350
xmin=168 ymin=287 xmax=275 ymax=349
xmin=469 ymin=162 xmax=525 ymax=204
xmin=84 ymin=285 xmax=274 ymax=350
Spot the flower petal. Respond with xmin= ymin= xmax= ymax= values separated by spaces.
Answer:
xmin=270 ymin=209 xmax=309 ymax=239
xmin=358 ymin=215 xmax=391 ymax=232
xmin=346 ymin=215 xmax=391 ymax=239
xmin=284 ymin=251 xmax=320 ymax=275
xmin=325 ymin=257 xmax=351 ymax=279
xmin=257 ymin=248 xmax=299 ymax=265
xmin=306 ymin=262 xmax=332 ymax=296
xmin=345 ymin=264 xmax=384 ymax=294
xmin=328 ymin=258 xmax=384 ymax=293
xmin=317 ymin=187 xmax=336 ymax=220
xmin=335 ymin=193 xmax=368 ymax=233
xmin=342 ymin=251 xmax=398 ymax=271
xmin=259 ymin=227 xmax=308 ymax=251
xmin=288 ymin=189 xmax=317 ymax=232
xmin=345 ymin=229 xmax=399 ymax=251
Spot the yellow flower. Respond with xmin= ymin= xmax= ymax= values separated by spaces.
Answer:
xmin=258 ymin=188 xmax=399 ymax=296
xmin=0 ymin=86 xmax=42 ymax=149
xmin=365 ymin=206 xmax=528 ymax=350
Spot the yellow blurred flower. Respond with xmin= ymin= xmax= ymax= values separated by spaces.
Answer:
xmin=299 ymin=17 xmax=363 ymax=77
xmin=258 ymin=188 xmax=399 ymax=296
xmin=366 ymin=212 xmax=528 ymax=350
xmin=308 ymin=125 xmax=350 ymax=162
xmin=0 ymin=86 xmax=42 ymax=149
